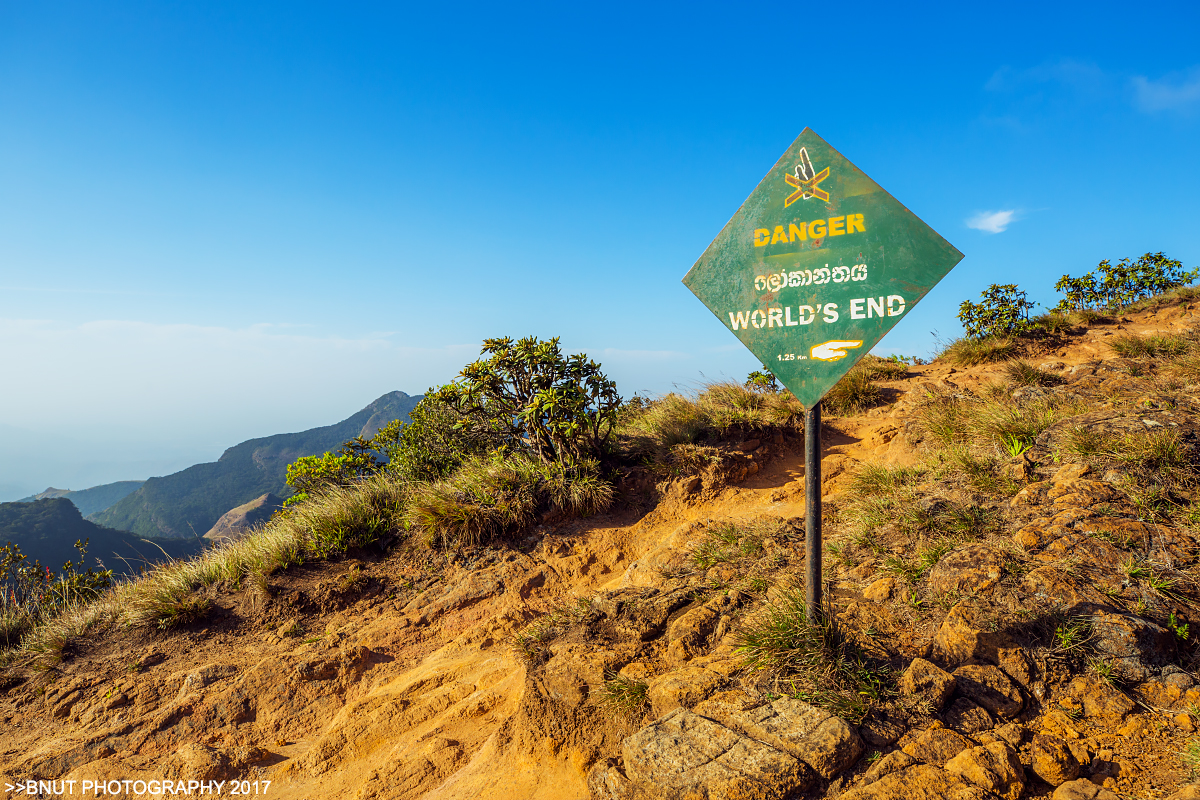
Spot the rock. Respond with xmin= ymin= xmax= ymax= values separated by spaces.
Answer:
xmin=931 ymin=602 xmax=1010 ymax=666
xmin=621 ymin=707 xmax=814 ymax=800
xmin=839 ymin=764 xmax=995 ymax=800
xmin=1053 ymin=779 xmax=1121 ymax=800
xmin=1167 ymin=786 xmax=1200 ymax=800
xmin=927 ymin=544 xmax=1004 ymax=596
xmin=665 ymin=603 xmax=720 ymax=663
xmin=944 ymin=741 xmax=1026 ymax=800
xmin=693 ymin=695 xmax=864 ymax=778
xmin=1089 ymin=610 xmax=1177 ymax=681
xmin=1052 ymin=464 xmax=1091 ymax=483
xmin=953 ymin=664 xmax=1024 ymax=719
xmin=864 ymin=576 xmax=896 ymax=603
xmin=900 ymin=727 xmax=975 ymax=766
xmin=164 ymin=743 xmax=232 ymax=780
xmin=179 ymin=663 xmax=239 ymax=694
xmin=1031 ymin=733 xmax=1081 ymax=786
xmin=859 ymin=713 xmax=906 ymax=747
xmin=997 ymin=647 xmax=1036 ymax=688
xmin=1047 ymin=479 xmax=1120 ymax=506
xmin=1069 ymin=677 xmax=1135 ymax=725
xmin=863 ymin=751 xmax=917 ymax=785
xmin=944 ymin=697 xmax=993 ymax=734
xmin=993 ymin=722 xmax=1025 ymax=748
xmin=899 ymin=658 xmax=956 ymax=710
xmin=647 ymin=666 xmax=724 ymax=717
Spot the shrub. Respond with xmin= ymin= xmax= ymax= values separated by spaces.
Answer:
xmin=958 ymin=284 xmax=1035 ymax=339
xmin=384 ymin=395 xmax=506 ymax=484
xmin=745 ymin=368 xmax=779 ymax=392
xmin=432 ymin=336 xmax=621 ymax=464
xmin=1 ymin=539 xmax=111 ymax=648
xmin=1055 ymin=252 xmax=1198 ymax=312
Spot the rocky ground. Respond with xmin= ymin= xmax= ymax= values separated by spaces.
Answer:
xmin=5 ymin=301 xmax=1200 ymax=800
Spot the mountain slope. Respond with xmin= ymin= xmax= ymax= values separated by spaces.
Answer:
xmin=0 ymin=498 xmax=200 ymax=575
xmin=89 ymin=392 xmax=421 ymax=539
xmin=19 ymin=481 xmax=146 ymax=517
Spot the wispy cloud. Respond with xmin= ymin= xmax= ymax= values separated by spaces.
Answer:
xmin=966 ymin=210 xmax=1018 ymax=234
xmin=1132 ymin=67 xmax=1200 ymax=113
xmin=985 ymin=59 xmax=1107 ymax=95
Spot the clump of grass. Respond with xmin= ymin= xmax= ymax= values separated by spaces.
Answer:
xmin=513 ymin=598 xmax=592 ymax=666
xmin=597 ymin=672 xmax=649 ymax=715
xmin=619 ymin=382 xmax=803 ymax=458
xmin=405 ymin=454 xmax=611 ymax=548
xmin=1004 ymin=360 xmax=1063 ymax=387
xmin=1183 ymin=737 xmax=1200 ymax=777
xmin=824 ymin=367 xmax=881 ymax=416
xmin=690 ymin=522 xmax=765 ymax=569
xmin=941 ymin=336 xmax=1017 ymax=367
xmin=1110 ymin=333 xmax=1193 ymax=359
xmin=1061 ymin=425 xmax=1108 ymax=461
xmin=734 ymin=585 xmax=889 ymax=723
xmin=1029 ymin=312 xmax=1074 ymax=335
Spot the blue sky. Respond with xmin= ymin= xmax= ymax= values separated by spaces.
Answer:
xmin=2 ymin=1 xmax=1199 ymax=498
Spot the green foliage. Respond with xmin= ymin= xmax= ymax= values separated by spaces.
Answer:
xmin=940 ymin=336 xmax=1017 ymax=366
xmin=690 ymin=522 xmax=765 ymax=569
xmin=385 ymin=395 xmax=508 ymax=484
xmin=745 ymin=368 xmax=779 ymax=392
xmin=1109 ymin=332 xmax=1194 ymax=359
xmin=284 ymin=420 xmax=402 ymax=507
xmin=433 ymin=336 xmax=621 ymax=464
xmin=1055 ymin=252 xmax=1198 ymax=312
xmin=598 ymin=672 xmax=649 ymax=714
xmin=1 ymin=538 xmax=112 ymax=647
xmin=957 ymin=284 xmax=1035 ymax=340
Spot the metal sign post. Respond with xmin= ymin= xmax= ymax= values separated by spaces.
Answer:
xmin=683 ymin=128 xmax=963 ymax=621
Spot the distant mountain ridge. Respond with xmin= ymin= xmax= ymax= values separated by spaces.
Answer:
xmin=0 ymin=498 xmax=201 ymax=576
xmin=89 ymin=392 xmax=421 ymax=539
xmin=19 ymin=481 xmax=146 ymax=517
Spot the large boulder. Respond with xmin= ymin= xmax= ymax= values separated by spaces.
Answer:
xmin=618 ymin=707 xmax=815 ymax=800
xmin=693 ymin=694 xmax=864 ymax=778
xmin=839 ymin=764 xmax=996 ymax=800
xmin=1031 ymin=733 xmax=1082 ymax=786
xmin=1089 ymin=610 xmax=1177 ymax=681
xmin=900 ymin=727 xmax=975 ymax=766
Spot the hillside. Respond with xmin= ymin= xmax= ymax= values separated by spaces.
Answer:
xmin=89 ymin=391 xmax=421 ymax=539
xmin=19 ymin=481 xmax=146 ymax=517
xmin=0 ymin=498 xmax=201 ymax=576
xmin=6 ymin=308 xmax=1200 ymax=800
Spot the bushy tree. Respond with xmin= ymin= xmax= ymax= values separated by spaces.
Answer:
xmin=1055 ymin=252 xmax=1198 ymax=311
xmin=382 ymin=394 xmax=507 ymax=483
xmin=745 ymin=367 xmax=779 ymax=393
xmin=958 ymin=284 xmax=1035 ymax=339
xmin=432 ymin=336 xmax=621 ymax=464
xmin=284 ymin=420 xmax=402 ymax=507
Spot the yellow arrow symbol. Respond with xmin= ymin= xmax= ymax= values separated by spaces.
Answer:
xmin=810 ymin=340 xmax=863 ymax=362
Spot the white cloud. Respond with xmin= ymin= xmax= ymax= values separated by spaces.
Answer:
xmin=1132 ymin=67 xmax=1200 ymax=113
xmin=965 ymin=210 xmax=1018 ymax=234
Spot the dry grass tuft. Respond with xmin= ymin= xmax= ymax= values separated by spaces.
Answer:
xmin=940 ymin=337 xmax=1017 ymax=367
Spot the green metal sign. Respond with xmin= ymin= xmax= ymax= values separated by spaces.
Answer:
xmin=683 ymin=128 xmax=964 ymax=409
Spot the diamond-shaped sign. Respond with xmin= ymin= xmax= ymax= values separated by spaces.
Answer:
xmin=684 ymin=129 xmax=964 ymax=409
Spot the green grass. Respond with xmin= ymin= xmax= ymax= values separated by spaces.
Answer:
xmin=1109 ymin=333 xmax=1193 ymax=359
xmin=940 ymin=336 xmax=1018 ymax=367
xmin=690 ymin=522 xmax=765 ymax=569
xmin=597 ymin=672 xmax=649 ymax=715
xmin=734 ymin=585 xmax=889 ymax=724
xmin=1004 ymin=359 xmax=1063 ymax=387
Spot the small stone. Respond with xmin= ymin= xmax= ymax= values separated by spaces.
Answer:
xmin=953 ymin=664 xmax=1024 ymax=719
xmin=945 ymin=742 xmax=1026 ymax=800
xmin=864 ymin=576 xmax=896 ymax=603
xmin=1031 ymin=733 xmax=1081 ymax=786
xmin=899 ymin=658 xmax=957 ymax=711
xmin=1176 ymin=713 xmax=1196 ymax=732
xmin=1052 ymin=463 xmax=1091 ymax=483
